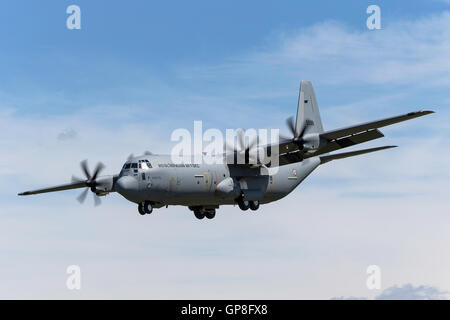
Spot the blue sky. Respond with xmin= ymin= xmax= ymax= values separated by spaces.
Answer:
xmin=1 ymin=1 xmax=449 ymax=299
xmin=1 ymin=0 xmax=449 ymax=117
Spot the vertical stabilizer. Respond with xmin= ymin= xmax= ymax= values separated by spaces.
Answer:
xmin=296 ymin=80 xmax=324 ymax=134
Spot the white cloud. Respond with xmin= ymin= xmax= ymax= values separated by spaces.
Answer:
xmin=57 ymin=128 xmax=77 ymax=141
xmin=179 ymin=11 xmax=450 ymax=98
xmin=377 ymin=284 xmax=449 ymax=300
xmin=333 ymin=284 xmax=449 ymax=300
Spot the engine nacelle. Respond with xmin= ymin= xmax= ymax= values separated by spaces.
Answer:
xmin=92 ymin=175 xmax=115 ymax=196
xmin=302 ymin=133 xmax=324 ymax=150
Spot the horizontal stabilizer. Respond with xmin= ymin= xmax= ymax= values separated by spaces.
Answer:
xmin=321 ymin=110 xmax=434 ymax=141
xmin=320 ymin=146 xmax=397 ymax=164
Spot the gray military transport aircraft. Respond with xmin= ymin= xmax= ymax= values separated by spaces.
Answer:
xmin=18 ymin=81 xmax=433 ymax=220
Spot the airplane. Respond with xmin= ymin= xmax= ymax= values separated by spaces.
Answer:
xmin=18 ymin=81 xmax=434 ymax=220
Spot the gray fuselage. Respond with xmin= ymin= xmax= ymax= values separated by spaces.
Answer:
xmin=114 ymin=154 xmax=320 ymax=208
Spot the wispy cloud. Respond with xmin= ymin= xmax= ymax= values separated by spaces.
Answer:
xmin=57 ymin=128 xmax=77 ymax=141
xmin=333 ymin=284 xmax=449 ymax=300
xmin=377 ymin=284 xmax=449 ymax=300
xmin=181 ymin=11 xmax=450 ymax=88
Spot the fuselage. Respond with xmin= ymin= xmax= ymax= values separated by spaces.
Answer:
xmin=114 ymin=154 xmax=320 ymax=207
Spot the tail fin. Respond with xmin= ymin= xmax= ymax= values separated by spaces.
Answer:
xmin=296 ymin=80 xmax=324 ymax=135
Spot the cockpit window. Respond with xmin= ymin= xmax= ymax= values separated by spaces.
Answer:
xmin=131 ymin=163 xmax=138 ymax=169
xmin=124 ymin=163 xmax=131 ymax=169
xmin=136 ymin=159 xmax=152 ymax=169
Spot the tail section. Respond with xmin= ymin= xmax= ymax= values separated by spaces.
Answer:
xmin=296 ymin=80 xmax=324 ymax=135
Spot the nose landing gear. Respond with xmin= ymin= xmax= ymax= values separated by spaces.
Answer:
xmin=138 ymin=201 xmax=153 ymax=215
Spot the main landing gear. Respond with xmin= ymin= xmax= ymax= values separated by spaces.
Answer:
xmin=237 ymin=198 xmax=260 ymax=211
xmin=189 ymin=206 xmax=216 ymax=220
xmin=138 ymin=201 xmax=153 ymax=215
xmin=194 ymin=209 xmax=216 ymax=220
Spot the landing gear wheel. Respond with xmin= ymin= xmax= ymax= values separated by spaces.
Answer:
xmin=205 ymin=210 xmax=216 ymax=219
xmin=194 ymin=210 xmax=205 ymax=220
xmin=249 ymin=200 xmax=260 ymax=211
xmin=144 ymin=202 xmax=153 ymax=214
xmin=138 ymin=203 xmax=146 ymax=216
xmin=238 ymin=199 xmax=249 ymax=211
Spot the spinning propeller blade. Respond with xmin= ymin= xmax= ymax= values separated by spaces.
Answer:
xmin=284 ymin=115 xmax=308 ymax=150
xmin=75 ymin=160 xmax=105 ymax=206
xmin=225 ymin=129 xmax=259 ymax=164
xmin=77 ymin=188 xmax=89 ymax=204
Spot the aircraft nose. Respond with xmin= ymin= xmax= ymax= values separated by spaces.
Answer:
xmin=115 ymin=176 xmax=139 ymax=200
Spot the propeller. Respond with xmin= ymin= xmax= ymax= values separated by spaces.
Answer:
xmin=225 ymin=129 xmax=258 ymax=164
xmin=72 ymin=160 xmax=105 ymax=206
xmin=281 ymin=115 xmax=308 ymax=151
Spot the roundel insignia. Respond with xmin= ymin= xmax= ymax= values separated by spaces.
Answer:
xmin=292 ymin=169 xmax=297 ymax=176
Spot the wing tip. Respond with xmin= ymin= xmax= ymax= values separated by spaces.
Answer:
xmin=371 ymin=145 xmax=398 ymax=152
xmin=417 ymin=109 xmax=435 ymax=115
xmin=18 ymin=192 xmax=29 ymax=196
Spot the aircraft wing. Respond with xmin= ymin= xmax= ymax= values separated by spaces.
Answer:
xmin=18 ymin=180 xmax=87 ymax=196
xmin=228 ymin=109 xmax=433 ymax=168
xmin=275 ymin=110 xmax=433 ymax=164
xmin=308 ymin=128 xmax=384 ymax=157
xmin=320 ymin=110 xmax=434 ymax=141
